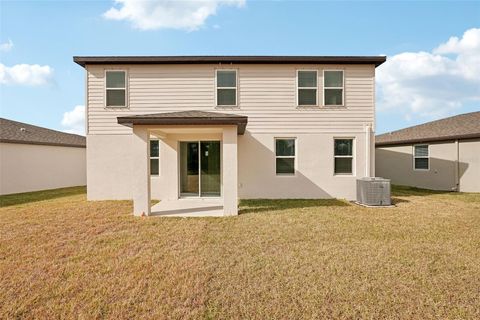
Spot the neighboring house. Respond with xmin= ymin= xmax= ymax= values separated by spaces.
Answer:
xmin=74 ymin=55 xmax=386 ymax=216
xmin=376 ymin=112 xmax=480 ymax=192
xmin=0 ymin=118 xmax=86 ymax=195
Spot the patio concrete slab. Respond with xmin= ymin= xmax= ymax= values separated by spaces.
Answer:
xmin=151 ymin=198 xmax=224 ymax=217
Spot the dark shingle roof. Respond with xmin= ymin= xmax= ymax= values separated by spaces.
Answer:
xmin=376 ymin=111 xmax=480 ymax=146
xmin=117 ymin=110 xmax=248 ymax=134
xmin=0 ymin=118 xmax=86 ymax=148
xmin=74 ymin=55 xmax=387 ymax=68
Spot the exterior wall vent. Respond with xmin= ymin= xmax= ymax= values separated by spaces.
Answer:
xmin=356 ymin=177 xmax=391 ymax=206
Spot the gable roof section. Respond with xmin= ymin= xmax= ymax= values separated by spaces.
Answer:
xmin=376 ymin=111 xmax=480 ymax=146
xmin=74 ymin=55 xmax=386 ymax=68
xmin=0 ymin=118 xmax=86 ymax=148
xmin=117 ymin=110 xmax=248 ymax=135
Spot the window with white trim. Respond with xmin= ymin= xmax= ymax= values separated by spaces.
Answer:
xmin=324 ymin=70 xmax=344 ymax=106
xmin=106 ymin=71 xmax=127 ymax=107
xmin=150 ymin=140 xmax=159 ymax=176
xmin=275 ymin=138 xmax=295 ymax=175
xmin=334 ymin=139 xmax=353 ymax=174
xmin=414 ymin=145 xmax=429 ymax=170
xmin=216 ymin=70 xmax=237 ymax=106
xmin=297 ymin=70 xmax=317 ymax=106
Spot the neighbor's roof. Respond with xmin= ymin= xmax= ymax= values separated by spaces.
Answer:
xmin=117 ymin=110 xmax=248 ymax=135
xmin=376 ymin=111 xmax=480 ymax=146
xmin=74 ymin=55 xmax=387 ymax=68
xmin=0 ymin=118 xmax=86 ymax=148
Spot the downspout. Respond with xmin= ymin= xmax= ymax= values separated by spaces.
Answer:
xmin=454 ymin=139 xmax=460 ymax=191
xmin=365 ymin=124 xmax=372 ymax=177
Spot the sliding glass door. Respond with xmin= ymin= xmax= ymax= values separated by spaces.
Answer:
xmin=180 ymin=142 xmax=199 ymax=196
xmin=180 ymin=141 xmax=220 ymax=197
xmin=200 ymin=141 xmax=221 ymax=197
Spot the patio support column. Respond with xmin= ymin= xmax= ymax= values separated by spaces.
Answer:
xmin=222 ymin=126 xmax=238 ymax=216
xmin=132 ymin=126 xmax=151 ymax=216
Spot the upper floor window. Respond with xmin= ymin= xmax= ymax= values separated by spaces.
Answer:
xmin=150 ymin=139 xmax=159 ymax=176
xmin=216 ymin=70 xmax=237 ymax=106
xmin=297 ymin=70 xmax=317 ymax=106
xmin=334 ymin=138 xmax=354 ymax=175
xmin=414 ymin=145 xmax=429 ymax=170
xmin=106 ymin=71 xmax=126 ymax=107
xmin=324 ymin=70 xmax=344 ymax=106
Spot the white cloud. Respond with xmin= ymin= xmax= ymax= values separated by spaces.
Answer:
xmin=0 ymin=63 xmax=54 ymax=86
xmin=0 ymin=39 xmax=13 ymax=52
xmin=376 ymin=28 xmax=480 ymax=120
xmin=61 ymin=105 xmax=85 ymax=135
xmin=103 ymin=0 xmax=245 ymax=31
xmin=434 ymin=28 xmax=480 ymax=55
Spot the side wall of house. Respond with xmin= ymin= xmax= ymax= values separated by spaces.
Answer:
xmin=375 ymin=142 xmax=458 ymax=191
xmin=0 ymin=143 xmax=86 ymax=195
xmin=86 ymin=63 xmax=376 ymax=200
xmin=458 ymin=139 xmax=480 ymax=192
xmin=376 ymin=139 xmax=480 ymax=192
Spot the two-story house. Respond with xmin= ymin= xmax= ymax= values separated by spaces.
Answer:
xmin=74 ymin=56 xmax=386 ymax=216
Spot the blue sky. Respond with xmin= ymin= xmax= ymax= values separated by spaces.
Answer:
xmin=1 ymin=0 xmax=479 ymax=134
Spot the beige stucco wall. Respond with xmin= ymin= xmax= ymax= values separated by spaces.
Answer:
xmin=87 ymin=131 xmax=225 ymax=201
xmin=0 ymin=142 xmax=86 ymax=195
xmin=375 ymin=139 xmax=480 ymax=192
xmin=458 ymin=139 xmax=480 ymax=192
xmin=87 ymin=130 xmax=370 ymax=201
xmin=238 ymin=132 xmax=368 ymax=200
xmin=86 ymin=135 xmax=132 ymax=200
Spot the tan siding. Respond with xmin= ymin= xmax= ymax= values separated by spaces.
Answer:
xmin=87 ymin=64 xmax=375 ymax=135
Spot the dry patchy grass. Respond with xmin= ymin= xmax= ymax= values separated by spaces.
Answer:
xmin=0 ymin=187 xmax=479 ymax=319
xmin=0 ymin=186 xmax=86 ymax=207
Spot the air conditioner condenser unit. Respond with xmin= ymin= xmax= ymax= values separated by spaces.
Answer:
xmin=356 ymin=177 xmax=391 ymax=206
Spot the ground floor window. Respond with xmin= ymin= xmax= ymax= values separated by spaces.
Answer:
xmin=334 ymin=138 xmax=354 ymax=174
xmin=275 ymin=138 xmax=296 ymax=175
xmin=414 ymin=144 xmax=429 ymax=170
xmin=150 ymin=140 xmax=159 ymax=176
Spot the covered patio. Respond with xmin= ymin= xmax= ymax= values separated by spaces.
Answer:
xmin=117 ymin=110 xmax=247 ymax=217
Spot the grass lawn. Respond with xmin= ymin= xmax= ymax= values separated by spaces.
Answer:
xmin=1 ymin=186 xmax=479 ymax=319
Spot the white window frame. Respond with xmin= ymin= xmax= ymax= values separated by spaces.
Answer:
xmin=333 ymin=137 xmax=355 ymax=176
xmin=215 ymin=69 xmax=238 ymax=107
xmin=296 ymin=70 xmax=318 ymax=107
xmin=413 ymin=144 xmax=429 ymax=171
xmin=323 ymin=70 xmax=344 ymax=107
xmin=105 ymin=70 xmax=128 ymax=108
xmin=150 ymin=139 xmax=160 ymax=176
xmin=275 ymin=137 xmax=297 ymax=176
